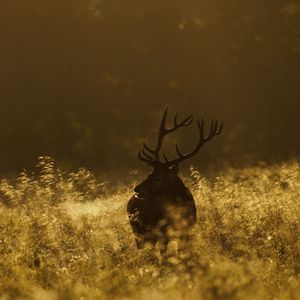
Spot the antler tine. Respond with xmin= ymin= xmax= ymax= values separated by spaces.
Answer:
xmin=198 ymin=118 xmax=204 ymax=140
xmin=217 ymin=121 xmax=224 ymax=134
xmin=141 ymin=149 xmax=154 ymax=161
xmin=206 ymin=119 xmax=223 ymax=140
xmin=168 ymin=114 xmax=193 ymax=133
xmin=163 ymin=154 xmax=169 ymax=163
xmin=155 ymin=106 xmax=169 ymax=153
xmin=209 ymin=119 xmax=215 ymax=135
xmin=213 ymin=119 xmax=219 ymax=134
xmin=182 ymin=114 xmax=194 ymax=126
xmin=175 ymin=144 xmax=183 ymax=157
xmin=138 ymin=150 xmax=152 ymax=165
xmin=142 ymin=142 xmax=156 ymax=154
xmin=174 ymin=113 xmax=178 ymax=126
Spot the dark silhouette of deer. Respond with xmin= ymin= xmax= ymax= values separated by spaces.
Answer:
xmin=127 ymin=108 xmax=223 ymax=257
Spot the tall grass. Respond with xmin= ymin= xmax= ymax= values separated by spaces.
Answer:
xmin=0 ymin=157 xmax=299 ymax=300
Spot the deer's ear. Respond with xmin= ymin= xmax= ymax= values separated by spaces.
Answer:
xmin=168 ymin=164 xmax=179 ymax=176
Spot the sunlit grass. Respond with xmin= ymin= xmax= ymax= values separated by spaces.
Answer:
xmin=0 ymin=157 xmax=299 ymax=299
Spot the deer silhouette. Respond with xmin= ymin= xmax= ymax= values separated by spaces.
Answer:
xmin=127 ymin=108 xmax=223 ymax=257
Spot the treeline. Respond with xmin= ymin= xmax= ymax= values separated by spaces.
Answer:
xmin=0 ymin=0 xmax=299 ymax=174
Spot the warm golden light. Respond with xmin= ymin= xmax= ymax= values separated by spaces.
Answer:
xmin=0 ymin=1 xmax=299 ymax=299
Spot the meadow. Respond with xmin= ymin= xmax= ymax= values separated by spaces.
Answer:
xmin=0 ymin=157 xmax=299 ymax=300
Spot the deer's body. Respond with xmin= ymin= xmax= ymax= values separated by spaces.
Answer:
xmin=127 ymin=108 xmax=223 ymax=257
xmin=128 ymin=172 xmax=196 ymax=251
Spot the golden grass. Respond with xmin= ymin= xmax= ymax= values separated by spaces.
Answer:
xmin=0 ymin=157 xmax=299 ymax=300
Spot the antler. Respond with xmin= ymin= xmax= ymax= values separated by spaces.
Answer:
xmin=138 ymin=107 xmax=193 ymax=166
xmin=163 ymin=118 xmax=223 ymax=166
xmin=138 ymin=107 xmax=223 ymax=167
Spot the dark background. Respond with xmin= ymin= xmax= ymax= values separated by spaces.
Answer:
xmin=0 ymin=0 xmax=299 ymax=176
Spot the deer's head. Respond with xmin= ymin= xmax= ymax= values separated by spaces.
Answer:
xmin=134 ymin=108 xmax=223 ymax=198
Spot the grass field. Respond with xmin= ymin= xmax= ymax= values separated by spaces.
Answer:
xmin=0 ymin=157 xmax=299 ymax=300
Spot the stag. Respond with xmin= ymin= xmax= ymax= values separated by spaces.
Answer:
xmin=127 ymin=108 xmax=223 ymax=258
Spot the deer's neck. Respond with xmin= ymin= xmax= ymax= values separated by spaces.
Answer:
xmin=166 ymin=179 xmax=190 ymax=198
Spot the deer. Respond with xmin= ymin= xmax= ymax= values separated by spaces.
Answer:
xmin=127 ymin=108 xmax=223 ymax=259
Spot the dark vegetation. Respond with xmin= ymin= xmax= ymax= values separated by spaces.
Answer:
xmin=0 ymin=1 xmax=300 ymax=174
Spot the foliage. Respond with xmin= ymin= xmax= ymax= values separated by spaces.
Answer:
xmin=0 ymin=157 xmax=299 ymax=299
